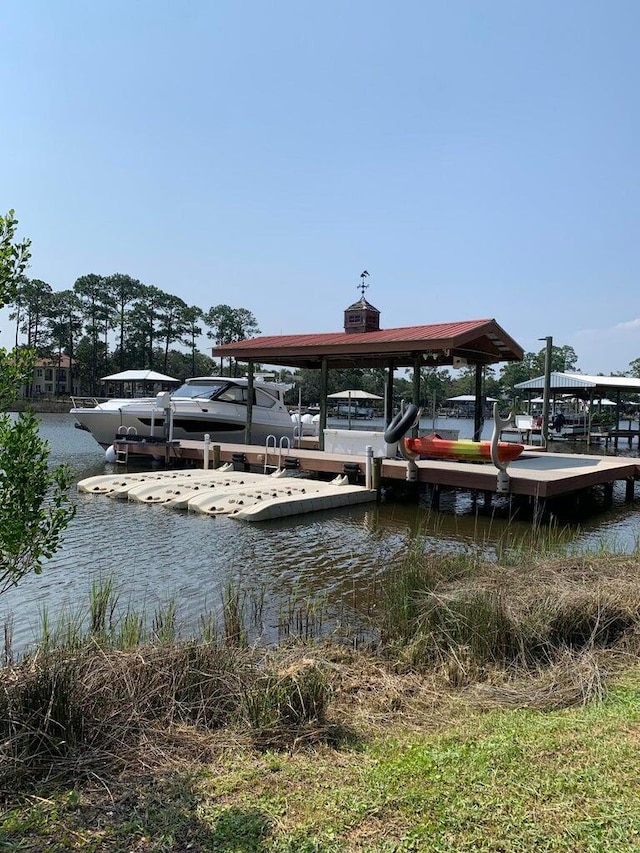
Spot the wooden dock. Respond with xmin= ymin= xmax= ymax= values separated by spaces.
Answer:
xmin=112 ymin=437 xmax=640 ymax=508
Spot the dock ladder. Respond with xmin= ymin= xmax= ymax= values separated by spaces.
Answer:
xmin=264 ymin=435 xmax=291 ymax=474
xmin=114 ymin=426 xmax=138 ymax=464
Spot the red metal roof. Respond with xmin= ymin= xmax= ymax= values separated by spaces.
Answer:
xmin=219 ymin=319 xmax=487 ymax=349
xmin=212 ymin=318 xmax=524 ymax=368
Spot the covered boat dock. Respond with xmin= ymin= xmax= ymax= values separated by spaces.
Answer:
xmin=515 ymin=372 xmax=640 ymax=448
xmin=107 ymin=299 xmax=639 ymax=519
xmin=212 ymin=303 xmax=524 ymax=449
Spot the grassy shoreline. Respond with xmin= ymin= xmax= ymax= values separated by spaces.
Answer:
xmin=3 ymin=547 xmax=640 ymax=850
xmin=10 ymin=397 xmax=72 ymax=414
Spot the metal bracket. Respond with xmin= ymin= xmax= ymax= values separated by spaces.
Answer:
xmin=490 ymin=402 xmax=515 ymax=493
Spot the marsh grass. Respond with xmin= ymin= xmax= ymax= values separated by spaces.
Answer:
xmin=278 ymin=591 xmax=328 ymax=641
xmin=0 ymin=580 xmax=337 ymax=790
xmin=492 ymin=518 xmax=573 ymax=564
xmin=379 ymin=541 xmax=640 ymax=695
xmin=222 ymin=579 xmax=248 ymax=647
xmin=89 ymin=575 xmax=117 ymax=635
xmin=4 ymin=541 xmax=640 ymax=795
xmin=243 ymin=657 xmax=333 ymax=747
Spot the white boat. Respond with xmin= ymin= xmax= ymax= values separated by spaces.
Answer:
xmin=70 ymin=376 xmax=296 ymax=449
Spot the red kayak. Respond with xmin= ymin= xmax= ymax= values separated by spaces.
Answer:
xmin=404 ymin=433 xmax=524 ymax=463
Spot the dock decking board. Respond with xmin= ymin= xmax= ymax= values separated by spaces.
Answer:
xmin=113 ymin=438 xmax=640 ymax=502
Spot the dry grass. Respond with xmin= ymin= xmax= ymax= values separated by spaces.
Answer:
xmin=3 ymin=550 xmax=640 ymax=799
xmin=381 ymin=550 xmax=640 ymax=671
xmin=0 ymin=641 xmax=333 ymax=795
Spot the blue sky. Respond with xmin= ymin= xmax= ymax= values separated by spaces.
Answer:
xmin=2 ymin=0 xmax=639 ymax=374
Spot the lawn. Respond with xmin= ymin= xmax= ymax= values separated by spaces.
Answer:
xmin=2 ymin=668 xmax=639 ymax=852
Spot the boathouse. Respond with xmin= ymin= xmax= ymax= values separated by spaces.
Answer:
xmin=212 ymin=294 xmax=524 ymax=449
xmin=515 ymin=371 xmax=640 ymax=448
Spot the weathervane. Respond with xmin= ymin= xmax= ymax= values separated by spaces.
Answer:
xmin=358 ymin=270 xmax=370 ymax=298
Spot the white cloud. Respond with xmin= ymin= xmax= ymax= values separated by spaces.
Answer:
xmin=614 ymin=318 xmax=640 ymax=331
xmin=569 ymin=320 xmax=640 ymax=374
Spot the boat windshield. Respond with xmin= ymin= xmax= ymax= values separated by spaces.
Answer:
xmin=171 ymin=381 xmax=229 ymax=400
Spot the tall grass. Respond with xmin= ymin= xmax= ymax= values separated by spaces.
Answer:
xmin=4 ymin=539 xmax=640 ymax=790
xmin=491 ymin=519 xmax=573 ymax=565
xmin=0 ymin=579 xmax=335 ymax=789
xmin=222 ymin=580 xmax=248 ymax=647
xmin=243 ymin=658 xmax=332 ymax=747
xmin=379 ymin=540 xmax=640 ymax=685
xmin=278 ymin=591 xmax=328 ymax=641
xmin=89 ymin=575 xmax=118 ymax=635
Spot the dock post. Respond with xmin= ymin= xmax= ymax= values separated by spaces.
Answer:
xmin=431 ymin=484 xmax=441 ymax=510
xmin=245 ymin=362 xmax=254 ymax=445
xmin=372 ymin=457 xmax=382 ymax=493
xmin=625 ymin=477 xmax=635 ymax=503
xmin=412 ymin=356 xmax=421 ymax=438
xmin=365 ymin=445 xmax=373 ymax=490
xmin=473 ymin=364 xmax=484 ymax=441
xmin=212 ymin=444 xmax=220 ymax=469
xmin=603 ymin=481 xmax=614 ymax=509
xmin=203 ymin=434 xmax=210 ymax=469
xmin=319 ymin=358 xmax=328 ymax=451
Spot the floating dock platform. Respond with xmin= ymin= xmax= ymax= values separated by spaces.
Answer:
xmin=78 ymin=467 xmax=377 ymax=522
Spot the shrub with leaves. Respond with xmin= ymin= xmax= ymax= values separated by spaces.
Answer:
xmin=0 ymin=410 xmax=76 ymax=595
xmin=0 ymin=210 xmax=75 ymax=596
xmin=0 ymin=209 xmax=30 ymax=309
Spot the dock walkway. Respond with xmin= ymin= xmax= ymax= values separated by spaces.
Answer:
xmin=113 ymin=437 xmax=640 ymax=504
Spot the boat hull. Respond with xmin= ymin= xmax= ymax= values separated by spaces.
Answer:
xmin=405 ymin=434 xmax=524 ymax=463
xmin=71 ymin=400 xmax=294 ymax=449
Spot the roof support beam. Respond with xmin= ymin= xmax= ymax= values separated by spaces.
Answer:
xmin=245 ymin=361 xmax=254 ymax=445
xmin=412 ymin=355 xmax=421 ymax=438
xmin=385 ymin=361 xmax=394 ymax=427
xmin=473 ymin=365 xmax=483 ymax=442
xmin=319 ymin=357 xmax=328 ymax=451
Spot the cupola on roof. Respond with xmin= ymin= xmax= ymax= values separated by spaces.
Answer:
xmin=344 ymin=270 xmax=380 ymax=333
xmin=212 ymin=270 xmax=524 ymax=369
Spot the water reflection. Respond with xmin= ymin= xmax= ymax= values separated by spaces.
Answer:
xmin=1 ymin=413 xmax=638 ymax=654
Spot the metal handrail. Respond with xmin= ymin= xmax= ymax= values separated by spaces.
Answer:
xmin=70 ymin=396 xmax=110 ymax=408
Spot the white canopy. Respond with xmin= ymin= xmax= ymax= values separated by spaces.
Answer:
xmin=101 ymin=370 xmax=180 ymax=383
xmin=446 ymin=394 xmax=498 ymax=403
xmin=515 ymin=371 xmax=640 ymax=394
xmin=327 ymin=389 xmax=382 ymax=428
xmin=327 ymin=389 xmax=383 ymax=400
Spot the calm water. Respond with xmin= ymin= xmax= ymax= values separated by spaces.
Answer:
xmin=2 ymin=413 xmax=639 ymax=653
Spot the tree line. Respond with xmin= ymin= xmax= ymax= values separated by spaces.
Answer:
xmin=6 ymin=274 xmax=260 ymax=394
xmin=293 ymin=346 xmax=582 ymax=410
xmin=293 ymin=341 xmax=640 ymax=412
xmin=5 ymin=252 xmax=640 ymax=409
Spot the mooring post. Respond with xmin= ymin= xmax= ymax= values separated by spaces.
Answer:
xmin=203 ymin=434 xmax=210 ymax=469
xmin=212 ymin=444 xmax=220 ymax=469
xmin=372 ymin=457 xmax=382 ymax=493
xmin=365 ymin=445 xmax=373 ymax=490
